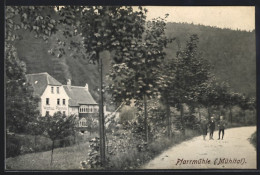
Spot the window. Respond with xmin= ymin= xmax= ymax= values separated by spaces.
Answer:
xmin=57 ymin=87 xmax=60 ymax=94
xmin=63 ymin=99 xmax=66 ymax=105
xmin=46 ymin=98 xmax=49 ymax=105
xmin=79 ymin=118 xmax=87 ymax=127
xmin=57 ymin=98 xmax=60 ymax=105
xmin=94 ymin=107 xmax=98 ymax=113
xmin=51 ymin=87 xmax=54 ymax=93
xmin=90 ymin=107 xmax=93 ymax=113
xmin=63 ymin=111 xmax=66 ymax=116
xmin=46 ymin=111 xmax=49 ymax=116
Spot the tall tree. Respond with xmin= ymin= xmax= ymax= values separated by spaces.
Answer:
xmin=56 ymin=6 xmax=147 ymax=166
xmin=162 ymin=34 xmax=211 ymax=135
xmin=5 ymin=6 xmax=59 ymax=133
xmin=5 ymin=43 xmax=40 ymax=133
xmin=108 ymin=15 xmax=171 ymax=142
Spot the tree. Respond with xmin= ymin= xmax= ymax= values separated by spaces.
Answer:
xmin=42 ymin=112 xmax=75 ymax=165
xmin=161 ymin=34 xmax=211 ymax=135
xmin=56 ymin=6 xmax=148 ymax=166
xmin=237 ymin=94 xmax=255 ymax=124
xmin=27 ymin=117 xmax=46 ymax=152
xmin=108 ymin=15 xmax=171 ymax=142
xmin=5 ymin=43 xmax=40 ymax=133
xmin=86 ymin=116 xmax=99 ymax=136
xmin=5 ymin=6 xmax=60 ymax=133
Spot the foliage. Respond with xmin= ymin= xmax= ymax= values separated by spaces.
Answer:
xmin=6 ymin=134 xmax=21 ymax=158
xmin=85 ymin=116 xmax=99 ymax=134
xmin=5 ymin=43 xmax=40 ymax=133
xmin=5 ymin=6 xmax=60 ymax=134
xmin=41 ymin=112 xmax=75 ymax=164
xmin=159 ymin=34 xmax=211 ymax=134
xmin=250 ymin=131 xmax=257 ymax=150
xmin=108 ymin=16 xmax=171 ymax=142
xmin=108 ymin=16 xmax=171 ymax=104
xmin=5 ymin=6 xmax=58 ymax=44
xmin=171 ymin=34 xmax=211 ymax=106
xmin=81 ymin=137 xmax=101 ymax=169
xmin=165 ymin=22 xmax=256 ymax=97
xmin=12 ymin=20 xmax=255 ymax=99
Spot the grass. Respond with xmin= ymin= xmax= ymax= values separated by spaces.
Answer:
xmin=6 ymin=142 xmax=90 ymax=170
xmin=6 ymin=130 xmax=199 ymax=170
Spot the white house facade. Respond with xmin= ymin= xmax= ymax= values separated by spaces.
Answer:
xmin=26 ymin=72 xmax=100 ymax=132
xmin=41 ymin=85 xmax=70 ymax=116
xmin=26 ymin=72 xmax=118 ymax=132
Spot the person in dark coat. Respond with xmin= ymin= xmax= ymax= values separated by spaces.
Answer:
xmin=208 ymin=116 xmax=215 ymax=140
xmin=200 ymin=118 xmax=208 ymax=140
xmin=218 ymin=116 xmax=226 ymax=140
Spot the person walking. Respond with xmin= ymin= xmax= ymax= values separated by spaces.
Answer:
xmin=218 ymin=116 xmax=226 ymax=140
xmin=201 ymin=118 xmax=208 ymax=140
xmin=208 ymin=116 xmax=215 ymax=140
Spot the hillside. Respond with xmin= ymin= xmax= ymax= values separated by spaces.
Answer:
xmin=165 ymin=22 xmax=256 ymax=97
xmin=14 ymin=22 xmax=256 ymax=102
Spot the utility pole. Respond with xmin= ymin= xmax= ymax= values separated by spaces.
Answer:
xmin=98 ymin=52 xmax=106 ymax=167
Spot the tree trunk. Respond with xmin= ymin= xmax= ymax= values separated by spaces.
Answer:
xmin=207 ymin=106 xmax=211 ymax=120
xmin=229 ymin=106 xmax=233 ymax=124
xmin=98 ymin=52 xmax=106 ymax=167
xmin=180 ymin=103 xmax=185 ymax=136
xmin=198 ymin=106 xmax=201 ymax=122
xmin=144 ymin=94 xmax=149 ymax=142
xmin=166 ymin=98 xmax=171 ymax=139
xmin=243 ymin=110 xmax=246 ymax=124
xmin=34 ymin=134 xmax=37 ymax=153
xmin=50 ymin=140 xmax=54 ymax=165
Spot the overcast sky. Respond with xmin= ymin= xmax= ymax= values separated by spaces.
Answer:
xmin=135 ymin=6 xmax=255 ymax=31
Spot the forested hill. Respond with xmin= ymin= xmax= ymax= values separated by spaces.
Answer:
xmin=15 ymin=22 xmax=256 ymax=101
xmin=165 ymin=22 xmax=256 ymax=97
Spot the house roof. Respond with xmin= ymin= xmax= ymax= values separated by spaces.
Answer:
xmin=26 ymin=72 xmax=62 ymax=96
xmin=63 ymin=85 xmax=97 ymax=106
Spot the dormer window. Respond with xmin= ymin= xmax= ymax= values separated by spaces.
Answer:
xmin=57 ymin=87 xmax=60 ymax=94
xmin=51 ymin=87 xmax=54 ymax=94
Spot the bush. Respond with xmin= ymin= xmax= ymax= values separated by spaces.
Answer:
xmin=250 ymin=131 xmax=256 ymax=150
xmin=106 ymin=129 xmax=200 ymax=170
xmin=6 ymin=134 xmax=21 ymax=158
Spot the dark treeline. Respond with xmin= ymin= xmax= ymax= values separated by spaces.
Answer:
xmin=15 ymin=22 xmax=256 ymax=102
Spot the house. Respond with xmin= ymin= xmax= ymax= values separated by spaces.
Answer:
xmin=26 ymin=72 xmax=117 ymax=132
xmin=26 ymin=72 xmax=70 ymax=116
xmin=63 ymin=79 xmax=99 ymax=129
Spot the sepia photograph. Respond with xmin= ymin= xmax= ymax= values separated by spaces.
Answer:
xmin=5 ymin=5 xmax=257 ymax=170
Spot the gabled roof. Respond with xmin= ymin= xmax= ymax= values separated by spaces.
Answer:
xmin=26 ymin=72 xmax=62 ymax=96
xmin=63 ymin=85 xmax=97 ymax=106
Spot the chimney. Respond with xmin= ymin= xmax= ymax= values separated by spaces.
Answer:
xmin=67 ymin=79 xmax=71 ymax=89
xmin=85 ymin=83 xmax=88 ymax=91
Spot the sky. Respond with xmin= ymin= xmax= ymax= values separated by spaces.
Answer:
xmin=134 ymin=6 xmax=255 ymax=31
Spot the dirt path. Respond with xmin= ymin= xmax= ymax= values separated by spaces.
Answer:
xmin=143 ymin=126 xmax=256 ymax=169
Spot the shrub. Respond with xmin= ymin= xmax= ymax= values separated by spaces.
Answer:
xmin=6 ymin=134 xmax=21 ymax=158
xmin=250 ymin=131 xmax=256 ymax=150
